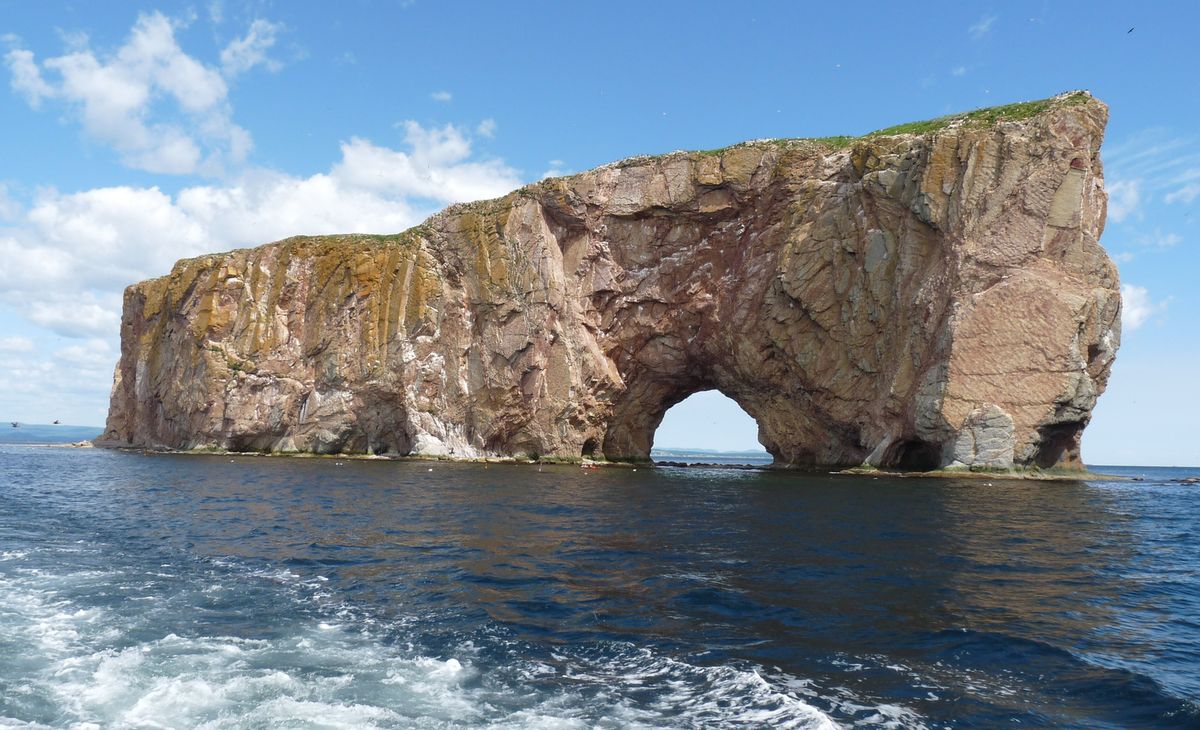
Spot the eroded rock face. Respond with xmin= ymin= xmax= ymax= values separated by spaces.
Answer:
xmin=99 ymin=93 xmax=1120 ymax=470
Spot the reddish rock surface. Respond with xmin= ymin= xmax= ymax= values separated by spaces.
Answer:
xmin=99 ymin=92 xmax=1120 ymax=470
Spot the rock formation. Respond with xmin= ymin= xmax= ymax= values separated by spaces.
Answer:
xmin=98 ymin=92 xmax=1120 ymax=471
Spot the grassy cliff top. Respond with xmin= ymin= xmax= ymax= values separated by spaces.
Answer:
xmin=669 ymin=90 xmax=1100 ymax=158
xmin=441 ymin=92 xmax=1101 ymax=221
xmin=864 ymin=90 xmax=1095 ymax=138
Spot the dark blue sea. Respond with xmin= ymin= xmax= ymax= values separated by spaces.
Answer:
xmin=1 ymin=445 xmax=1198 ymax=728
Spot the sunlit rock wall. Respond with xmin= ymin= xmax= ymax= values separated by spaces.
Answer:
xmin=100 ymin=93 xmax=1119 ymax=470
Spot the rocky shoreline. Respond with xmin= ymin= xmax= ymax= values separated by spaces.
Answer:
xmin=90 ymin=443 xmax=1128 ymax=481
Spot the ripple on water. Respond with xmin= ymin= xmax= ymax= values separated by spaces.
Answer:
xmin=1 ymin=447 xmax=1198 ymax=727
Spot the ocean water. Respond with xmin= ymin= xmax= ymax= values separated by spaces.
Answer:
xmin=1 ymin=446 xmax=1198 ymax=728
xmin=649 ymin=449 xmax=773 ymax=467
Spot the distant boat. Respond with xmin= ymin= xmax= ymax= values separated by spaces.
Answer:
xmin=10 ymin=422 xmax=18 ymax=428
xmin=53 ymin=420 xmax=60 ymax=425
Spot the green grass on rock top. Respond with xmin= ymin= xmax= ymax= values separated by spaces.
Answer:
xmin=867 ymin=90 xmax=1093 ymax=137
xmin=690 ymin=91 xmax=1095 ymax=156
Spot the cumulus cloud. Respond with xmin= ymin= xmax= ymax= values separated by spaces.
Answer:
xmin=20 ymin=186 xmax=207 ymax=290
xmin=220 ymin=19 xmax=282 ymax=75
xmin=1 ymin=15 xmax=526 ymax=424
xmin=4 ymin=12 xmax=252 ymax=174
xmin=0 ymin=120 xmax=520 ymax=340
xmin=5 ymin=48 xmax=54 ymax=107
xmin=0 ymin=10 xmax=521 ymax=422
xmin=1121 ymin=283 xmax=1167 ymax=331
xmin=335 ymin=122 xmax=520 ymax=203
xmin=430 ymin=90 xmax=452 ymax=102
xmin=29 ymin=298 xmax=122 ymax=340
xmin=1106 ymin=179 xmax=1141 ymax=222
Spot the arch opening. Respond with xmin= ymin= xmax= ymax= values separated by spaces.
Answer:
xmin=649 ymin=390 xmax=770 ymax=466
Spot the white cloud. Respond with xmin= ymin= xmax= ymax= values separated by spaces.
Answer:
xmin=29 ymin=298 xmax=122 ymax=339
xmin=336 ymin=121 xmax=520 ymax=202
xmin=220 ymin=19 xmax=282 ymax=75
xmin=18 ymin=185 xmax=208 ymax=290
xmin=54 ymin=338 xmax=113 ymax=368
xmin=1106 ymin=179 xmax=1141 ymax=222
xmin=951 ymin=66 xmax=967 ymax=77
xmin=1121 ymin=283 xmax=1167 ymax=331
xmin=208 ymin=1 xmax=224 ymax=25
xmin=0 ymin=355 xmax=56 ymax=396
xmin=541 ymin=160 xmax=569 ymax=179
xmin=1135 ymin=229 xmax=1182 ymax=249
xmin=0 ymin=327 xmax=116 ymax=424
xmin=5 ymin=11 xmax=253 ymax=175
xmin=1166 ymin=182 xmax=1200 ymax=205
xmin=55 ymin=29 xmax=90 ymax=52
xmin=0 ymin=120 xmax=521 ymax=340
xmin=175 ymin=167 xmax=419 ymax=244
xmin=1111 ymin=251 xmax=1136 ymax=263
xmin=969 ymin=15 xmax=997 ymax=39
xmin=4 ymin=48 xmax=54 ymax=107
xmin=0 ymin=184 xmax=20 ymax=220
xmin=0 ymin=336 xmax=34 ymax=352
xmin=0 ymin=11 xmax=523 ymax=423
xmin=430 ymin=90 xmax=452 ymax=102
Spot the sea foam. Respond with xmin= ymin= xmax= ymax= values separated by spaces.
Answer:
xmin=0 ymin=544 xmax=851 ymax=728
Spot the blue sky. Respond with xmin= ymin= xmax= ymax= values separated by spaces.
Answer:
xmin=0 ymin=2 xmax=1196 ymax=465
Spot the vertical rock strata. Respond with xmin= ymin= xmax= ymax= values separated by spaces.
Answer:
xmin=100 ymin=93 xmax=1120 ymax=471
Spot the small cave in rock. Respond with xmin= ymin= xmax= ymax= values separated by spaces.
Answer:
xmin=1033 ymin=421 xmax=1084 ymax=469
xmin=649 ymin=390 xmax=769 ymax=465
xmin=581 ymin=438 xmax=599 ymax=458
xmin=888 ymin=438 xmax=943 ymax=472
xmin=224 ymin=431 xmax=278 ymax=453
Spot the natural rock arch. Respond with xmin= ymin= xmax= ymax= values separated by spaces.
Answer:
xmin=610 ymin=387 xmax=768 ymax=463
xmin=100 ymin=93 xmax=1120 ymax=472
xmin=648 ymin=389 xmax=766 ymax=456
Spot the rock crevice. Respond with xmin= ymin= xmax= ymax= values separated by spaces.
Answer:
xmin=99 ymin=93 xmax=1120 ymax=470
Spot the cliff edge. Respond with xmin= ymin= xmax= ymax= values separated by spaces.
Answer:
xmin=99 ymin=92 xmax=1120 ymax=471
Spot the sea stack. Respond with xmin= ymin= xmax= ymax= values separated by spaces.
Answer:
xmin=98 ymin=92 xmax=1120 ymax=471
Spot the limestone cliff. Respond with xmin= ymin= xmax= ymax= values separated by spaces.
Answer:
xmin=99 ymin=92 xmax=1120 ymax=471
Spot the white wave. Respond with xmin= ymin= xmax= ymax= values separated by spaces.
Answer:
xmin=557 ymin=645 xmax=838 ymax=729
xmin=0 ymin=547 xmax=862 ymax=729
